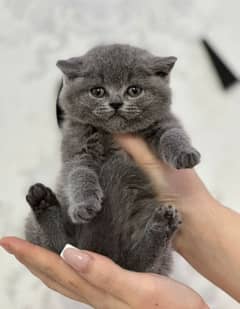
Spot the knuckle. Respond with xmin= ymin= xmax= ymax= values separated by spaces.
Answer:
xmin=66 ymin=278 xmax=79 ymax=290
xmin=42 ymin=264 xmax=54 ymax=275
xmin=42 ymin=278 xmax=57 ymax=292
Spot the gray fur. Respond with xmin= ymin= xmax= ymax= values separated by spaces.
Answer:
xmin=25 ymin=44 xmax=200 ymax=275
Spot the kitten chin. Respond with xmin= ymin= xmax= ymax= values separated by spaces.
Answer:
xmin=90 ymin=117 xmax=153 ymax=133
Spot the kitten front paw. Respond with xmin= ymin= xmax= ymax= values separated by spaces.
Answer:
xmin=172 ymin=148 xmax=200 ymax=169
xmin=69 ymin=197 xmax=102 ymax=224
xmin=26 ymin=183 xmax=59 ymax=217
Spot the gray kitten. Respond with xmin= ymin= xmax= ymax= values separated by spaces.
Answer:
xmin=25 ymin=44 xmax=200 ymax=275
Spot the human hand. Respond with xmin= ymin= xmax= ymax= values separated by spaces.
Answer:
xmin=0 ymin=237 xmax=208 ymax=309
xmin=115 ymin=134 xmax=218 ymax=257
xmin=115 ymin=134 xmax=211 ymax=207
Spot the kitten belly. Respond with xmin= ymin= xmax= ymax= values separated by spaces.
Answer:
xmin=75 ymin=153 xmax=174 ymax=275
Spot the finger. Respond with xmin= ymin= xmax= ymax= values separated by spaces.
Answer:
xmin=115 ymin=134 xmax=174 ymax=198
xmin=0 ymin=237 xmax=95 ymax=303
xmin=0 ymin=237 xmax=129 ymax=309
xmin=27 ymin=261 xmax=128 ymax=309
xmin=115 ymin=134 xmax=164 ymax=169
xmin=61 ymin=244 xmax=150 ymax=303
xmin=61 ymin=244 xmax=209 ymax=309
xmin=115 ymin=134 xmax=206 ymax=201
xmin=26 ymin=264 xmax=88 ymax=303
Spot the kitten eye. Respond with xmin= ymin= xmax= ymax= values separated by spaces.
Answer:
xmin=127 ymin=86 xmax=143 ymax=98
xmin=90 ymin=87 xmax=106 ymax=98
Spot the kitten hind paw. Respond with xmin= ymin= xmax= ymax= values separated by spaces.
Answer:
xmin=68 ymin=197 xmax=102 ymax=224
xmin=26 ymin=183 xmax=59 ymax=217
xmin=149 ymin=205 xmax=182 ymax=238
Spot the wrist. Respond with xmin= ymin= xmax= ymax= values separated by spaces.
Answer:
xmin=172 ymin=194 xmax=220 ymax=254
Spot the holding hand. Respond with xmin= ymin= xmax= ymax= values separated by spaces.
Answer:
xmin=0 ymin=237 xmax=207 ymax=309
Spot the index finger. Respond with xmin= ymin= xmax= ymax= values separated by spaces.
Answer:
xmin=0 ymin=237 xmax=127 ymax=309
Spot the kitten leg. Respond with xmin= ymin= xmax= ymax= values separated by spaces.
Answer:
xmin=67 ymin=166 xmax=103 ymax=224
xmin=124 ymin=202 xmax=181 ymax=274
xmin=144 ymin=204 xmax=182 ymax=274
xmin=62 ymin=128 xmax=105 ymax=225
xmin=25 ymin=183 xmax=74 ymax=253
xmin=158 ymin=128 xmax=200 ymax=169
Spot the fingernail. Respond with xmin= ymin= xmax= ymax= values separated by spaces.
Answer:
xmin=60 ymin=244 xmax=91 ymax=273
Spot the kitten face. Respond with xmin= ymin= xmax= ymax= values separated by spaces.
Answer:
xmin=57 ymin=44 xmax=176 ymax=133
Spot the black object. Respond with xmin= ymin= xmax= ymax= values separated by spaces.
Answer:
xmin=202 ymin=39 xmax=239 ymax=89
xmin=56 ymin=79 xmax=64 ymax=127
xmin=109 ymin=101 xmax=123 ymax=110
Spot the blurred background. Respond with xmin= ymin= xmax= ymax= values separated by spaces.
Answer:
xmin=1 ymin=0 xmax=240 ymax=308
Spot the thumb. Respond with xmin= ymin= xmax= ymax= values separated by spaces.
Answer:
xmin=60 ymin=244 xmax=148 ymax=303
xmin=60 ymin=245 xmax=208 ymax=309
xmin=115 ymin=134 xmax=173 ymax=197
xmin=115 ymin=134 xmax=210 ymax=207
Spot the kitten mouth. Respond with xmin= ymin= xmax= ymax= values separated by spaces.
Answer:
xmin=94 ymin=108 xmax=141 ymax=121
xmin=109 ymin=111 xmax=127 ymax=120
xmin=110 ymin=109 xmax=141 ymax=119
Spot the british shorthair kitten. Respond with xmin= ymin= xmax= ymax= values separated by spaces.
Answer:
xmin=25 ymin=44 xmax=200 ymax=275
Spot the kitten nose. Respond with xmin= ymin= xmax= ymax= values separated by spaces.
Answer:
xmin=109 ymin=101 xmax=123 ymax=110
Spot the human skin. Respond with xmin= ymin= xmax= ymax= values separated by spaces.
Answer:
xmin=116 ymin=135 xmax=240 ymax=303
xmin=1 ymin=134 xmax=239 ymax=308
xmin=0 ymin=237 xmax=207 ymax=309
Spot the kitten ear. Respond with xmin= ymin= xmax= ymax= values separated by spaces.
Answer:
xmin=56 ymin=57 xmax=83 ymax=79
xmin=150 ymin=56 xmax=177 ymax=77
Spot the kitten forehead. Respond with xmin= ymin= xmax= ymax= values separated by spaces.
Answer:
xmin=86 ymin=44 xmax=150 ymax=60
xmin=57 ymin=44 xmax=176 ymax=85
xmin=82 ymin=44 xmax=151 ymax=83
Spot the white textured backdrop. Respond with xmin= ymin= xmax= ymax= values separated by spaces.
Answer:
xmin=0 ymin=0 xmax=240 ymax=308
